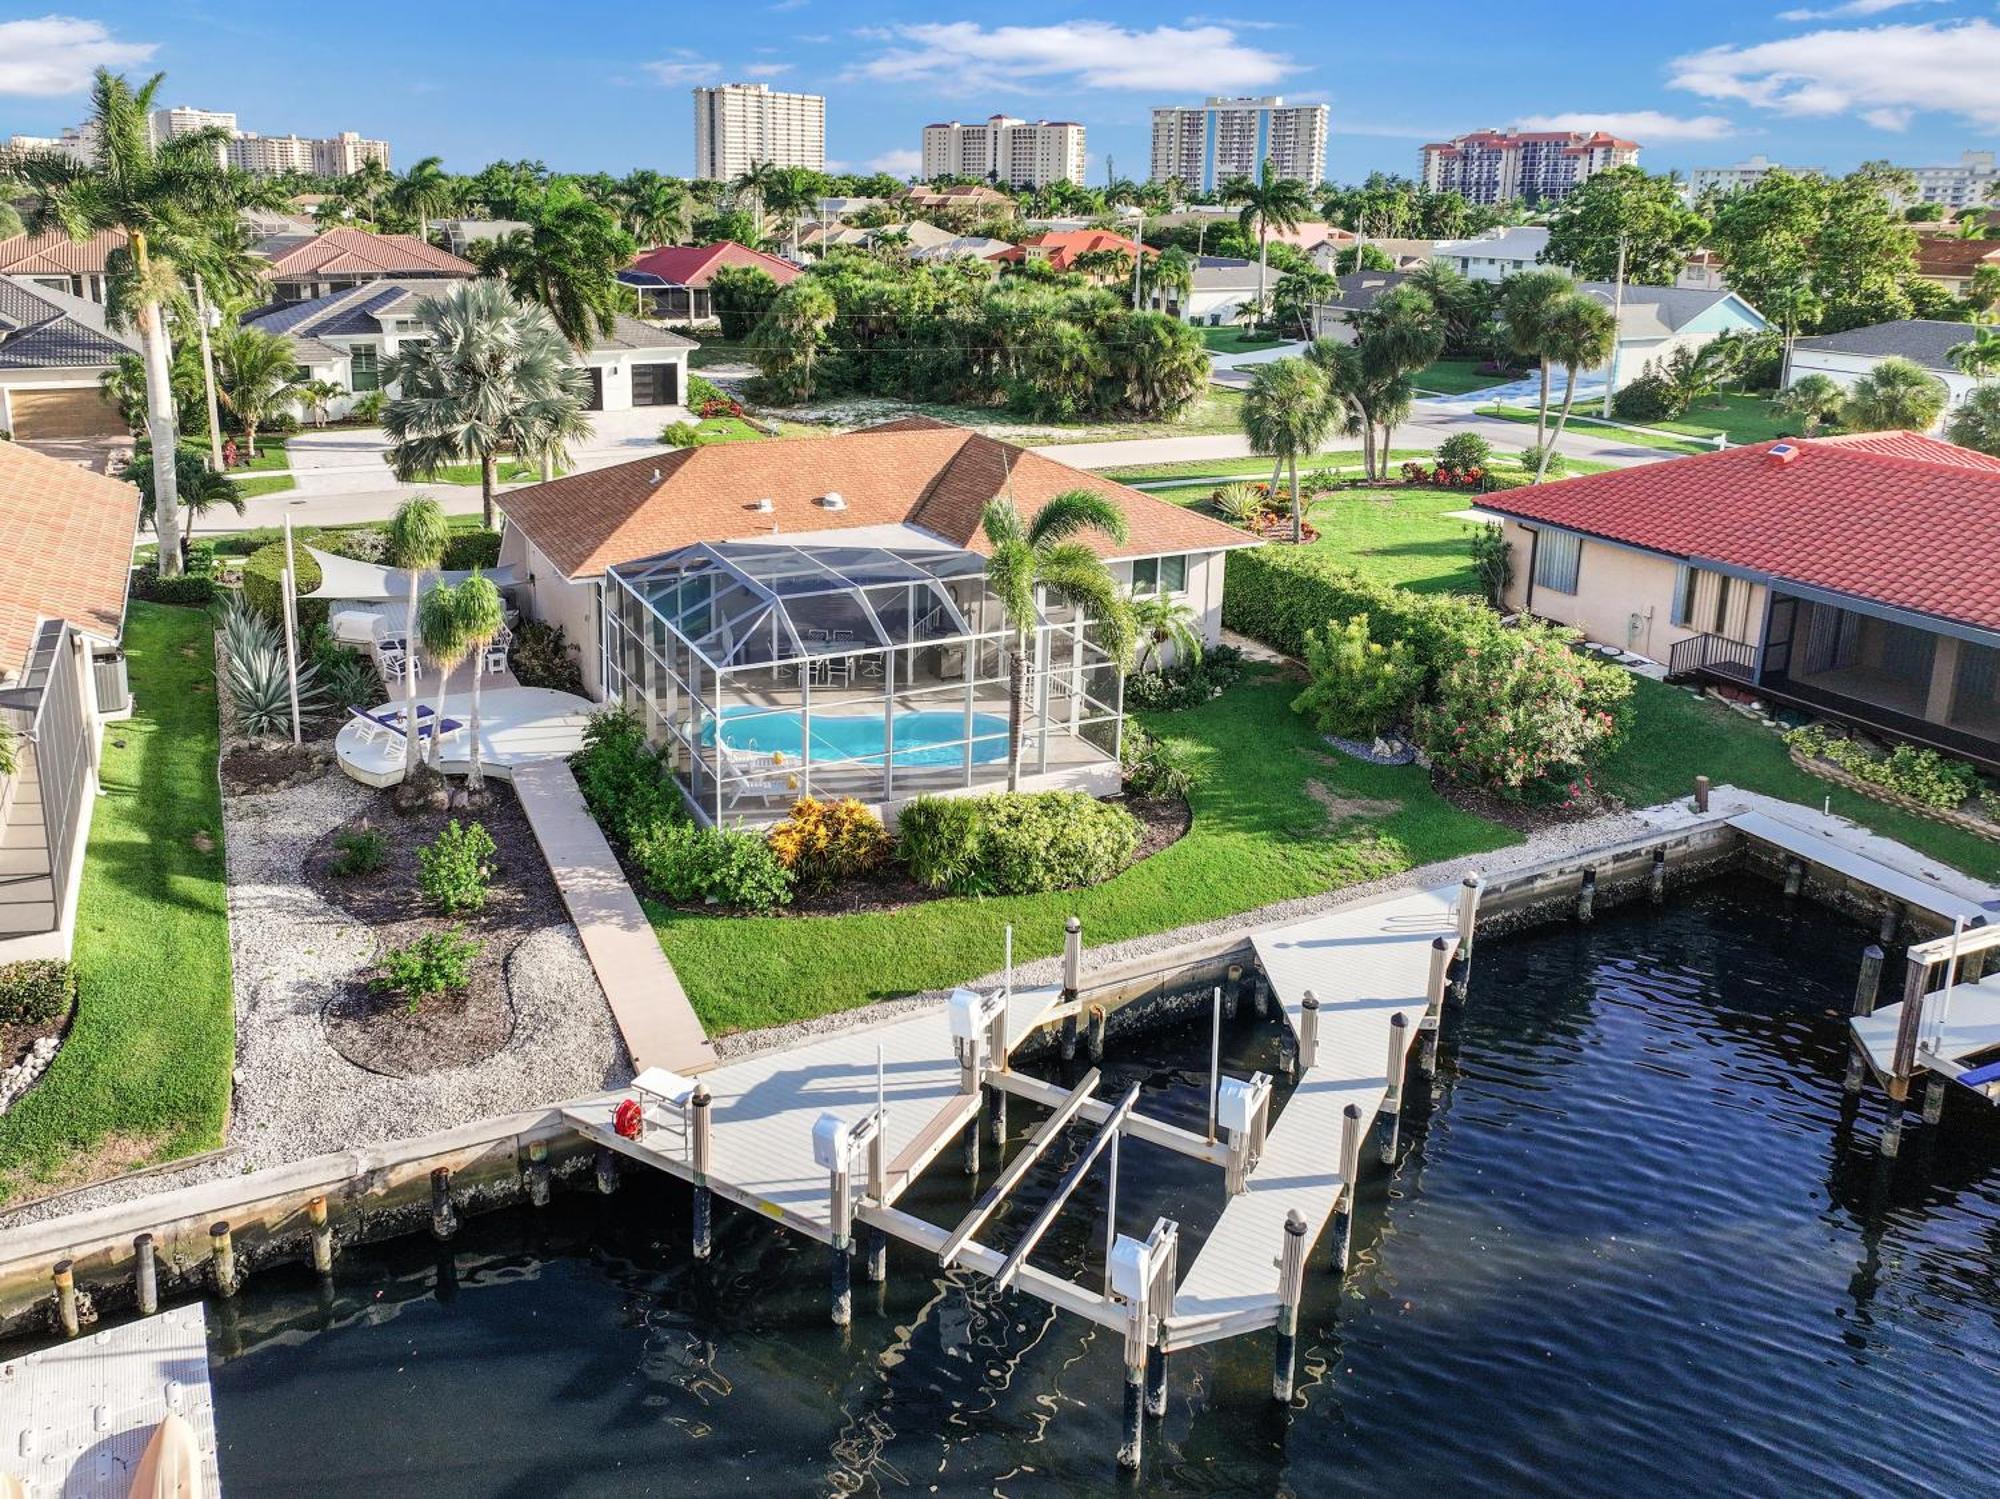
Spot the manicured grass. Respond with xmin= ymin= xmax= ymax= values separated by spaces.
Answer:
xmin=669 ymin=415 xmax=765 ymax=445
xmin=176 ymin=438 xmax=288 ymax=474
xmin=650 ymin=669 xmax=1518 ymax=1032
xmin=1475 ymin=404 xmax=1711 ymax=455
xmin=1414 ymin=358 xmax=1511 ymax=395
xmin=230 ymin=474 xmax=295 ymax=499
xmin=1200 ymin=326 xmax=1289 ymax=355
xmin=1646 ymin=391 xmax=1791 ymax=446
xmin=0 ymin=603 xmax=234 ymax=1201
xmin=417 ymin=459 xmax=567 ymax=486
xmin=1604 ymin=677 xmax=2000 ymax=880
xmin=771 ymin=387 xmax=1250 ymax=445
xmin=1101 ymin=449 xmax=1431 ymax=486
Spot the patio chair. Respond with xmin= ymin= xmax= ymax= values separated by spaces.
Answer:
xmin=483 ymin=642 xmax=509 ymax=675
xmin=343 ymin=705 xmax=394 ymax=747
xmin=722 ymin=746 xmax=797 ymax=809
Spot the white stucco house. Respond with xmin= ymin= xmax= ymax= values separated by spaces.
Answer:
xmin=1786 ymin=320 xmax=1982 ymax=428
xmin=1147 ymin=255 xmax=1265 ymax=327
xmin=1588 ymin=282 xmax=1769 ymax=394
xmin=1430 ymin=225 xmax=1560 ymax=282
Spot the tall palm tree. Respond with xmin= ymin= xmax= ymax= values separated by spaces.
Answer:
xmin=392 ymin=156 xmax=459 ymax=240
xmin=384 ymin=282 xmax=594 ymax=528
xmin=763 ymin=165 xmax=827 ymax=260
xmin=1532 ymin=293 xmax=1619 ymax=482
xmin=1498 ymin=268 xmax=1577 ymax=450
xmin=622 ymin=174 xmax=692 ymax=247
xmin=19 ymin=69 xmax=241 ymax=576
xmin=1241 ymin=357 xmax=1334 ymax=541
xmin=1274 ymin=267 xmax=1337 ymax=340
xmin=418 ymin=581 xmax=471 ymax=771
xmin=1843 ymin=357 xmax=1950 ymax=432
xmin=469 ymin=179 xmax=637 ymax=350
xmin=1948 ymin=325 xmax=2000 ymax=381
xmin=454 ymin=571 xmax=506 ymax=796
xmin=386 ymin=497 xmax=450 ymax=781
xmin=1139 ymin=245 xmax=1194 ymax=315
xmin=1223 ymin=159 xmax=1314 ymax=325
xmin=1349 ymin=285 xmax=1445 ymax=473
xmin=215 ymin=325 xmax=305 ymax=457
xmin=981 ymin=492 xmax=1134 ymax=792
xmin=732 ymin=159 xmax=785 ymax=242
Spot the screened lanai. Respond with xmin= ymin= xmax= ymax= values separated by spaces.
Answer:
xmin=602 ymin=540 xmax=1125 ymax=824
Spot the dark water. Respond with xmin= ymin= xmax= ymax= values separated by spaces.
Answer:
xmin=189 ymin=875 xmax=2000 ymax=1497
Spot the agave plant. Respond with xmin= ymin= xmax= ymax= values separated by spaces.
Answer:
xmin=1212 ymin=481 xmax=1268 ymax=527
xmin=227 ymin=641 xmax=328 ymax=737
xmin=316 ymin=648 xmax=380 ymax=711
xmin=218 ymin=594 xmax=280 ymax=666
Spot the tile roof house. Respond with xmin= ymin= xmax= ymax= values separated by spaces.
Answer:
xmin=1786 ymin=318 xmax=1985 ymax=429
xmin=0 ymin=278 xmax=142 ymax=439
xmin=0 ymin=229 xmax=127 ymax=304
xmin=993 ymin=230 xmax=1153 ymax=275
xmin=618 ymin=242 xmax=802 ymax=322
xmin=1912 ymin=235 xmax=2000 ymax=297
xmin=254 ymin=228 xmax=477 ymax=303
xmin=496 ymin=417 xmax=1257 ymax=821
xmin=1480 ymin=433 xmax=2000 ymax=765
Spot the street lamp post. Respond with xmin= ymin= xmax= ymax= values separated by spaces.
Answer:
xmin=1600 ymin=234 xmax=1628 ymax=420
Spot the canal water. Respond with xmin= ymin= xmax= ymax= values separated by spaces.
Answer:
xmin=193 ymin=874 xmax=1999 ymax=1497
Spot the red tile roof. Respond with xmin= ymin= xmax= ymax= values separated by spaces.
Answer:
xmin=259 ymin=229 xmax=475 ymax=279
xmin=992 ymin=230 xmax=1152 ymax=270
xmin=497 ymin=416 xmax=1256 ymax=581
xmin=1914 ymin=235 xmax=2000 ymax=280
xmin=1482 ymin=436 xmax=2000 ymax=633
xmin=0 ymin=229 xmax=127 ymax=276
xmin=0 ymin=442 xmax=140 ymax=673
xmin=625 ymin=241 xmax=802 ymax=288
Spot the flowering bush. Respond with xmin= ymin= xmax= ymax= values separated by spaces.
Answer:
xmin=766 ymin=796 xmax=890 ymax=895
xmin=1784 ymin=726 xmax=1981 ymax=810
xmin=1399 ymin=460 xmax=1486 ymax=489
xmin=697 ymin=396 xmax=747 ymax=420
xmin=1412 ymin=620 xmax=1630 ymax=800
xmin=1292 ymin=615 xmax=1422 ymax=738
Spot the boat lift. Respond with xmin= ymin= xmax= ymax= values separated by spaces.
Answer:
xmin=1846 ymin=916 xmax=2000 ymax=1154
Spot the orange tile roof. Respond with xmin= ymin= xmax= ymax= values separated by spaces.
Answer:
xmin=992 ymin=230 xmax=1152 ymax=270
xmin=1914 ymin=235 xmax=2000 ymax=280
xmin=0 ymin=229 xmax=127 ymax=276
xmin=497 ymin=417 xmax=1257 ymax=580
xmin=0 ymin=442 xmax=141 ymax=673
xmin=625 ymin=241 xmax=801 ymax=287
xmin=259 ymin=228 xmax=476 ymax=279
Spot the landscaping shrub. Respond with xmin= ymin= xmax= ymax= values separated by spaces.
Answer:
xmin=661 ymin=421 xmax=701 ymax=448
xmin=1434 ymin=432 xmax=1492 ymax=477
xmin=313 ymin=641 xmax=379 ymax=710
xmin=220 ymin=595 xmax=328 ymax=735
xmin=1292 ymin=615 xmax=1422 ymax=738
xmin=1784 ymin=727 xmax=1982 ymax=810
xmin=1123 ymin=643 xmax=1244 ymax=712
xmin=0 ymin=958 xmax=75 ymax=1026
xmin=129 ymin=565 xmax=217 ymax=607
xmin=330 ymin=826 xmax=389 ymax=877
xmin=1223 ymin=547 xmax=1489 ymax=677
xmin=629 ymin=819 xmax=793 ymax=911
xmin=242 ymin=527 xmax=499 ymax=629
xmin=893 ymin=796 xmax=988 ymax=894
xmin=687 ymin=373 xmax=729 ymax=411
xmin=1120 ymin=723 xmax=1199 ymax=801
xmin=1611 ymin=362 xmax=1676 ymax=422
xmin=1469 ymin=523 xmax=1513 ymax=609
xmin=896 ymin=792 xmax=1140 ymax=896
xmin=572 ymin=705 xmax=681 ymax=843
xmin=1212 ymin=482 xmax=1271 ymax=527
xmin=1399 ymin=460 xmax=1486 ymax=489
xmin=766 ymin=797 xmax=889 ymax=895
xmin=1518 ymin=443 xmax=1566 ymax=479
xmin=510 ymin=618 xmax=586 ymax=695
xmin=418 ymin=819 xmax=497 ymax=914
xmin=351 ymin=390 xmax=386 ymax=424
xmin=442 ymin=530 xmax=502 ymax=570
xmin=373 ymin=929 xmax=478 ymax=1009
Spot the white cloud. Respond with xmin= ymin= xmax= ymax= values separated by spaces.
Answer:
xmin=1672 ymin=19 xmax=2000 ymax=129
xmin=1510 ymin=109 xmax=1737 ymax=143
xmin=848 ymin=22 xmax=1291 ymax=93
xmin=1776 ymin=0 xmax=1943 ymax=21
xmin=642 ymin=52 xmax=720 ymax=86
xmin=867 ymin=148 xmax=923 ymax=176
xmin=0 ymin=16 xmax=154 ymax=96
xmin=742 ymin=62 xmax=793 ymax=77
xmin=1861 ymin=106 xmax=1912 ymax=129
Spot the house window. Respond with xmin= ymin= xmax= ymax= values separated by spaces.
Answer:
xmin=1671 ymin=563 xmax=1697 ymax=627
xmin=1532 ymin=529 xmax=1581 ymax=595
xmin=349 ymin=345 xmax=381 ymax=392
xmin=1130 ymin=554 xmax=1189 ymax=595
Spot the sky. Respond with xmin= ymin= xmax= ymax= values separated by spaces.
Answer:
xmin=3 ymin=2 xmax=1998 ymax=186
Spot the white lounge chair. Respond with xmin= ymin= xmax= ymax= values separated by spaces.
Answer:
xmin=722 ymin=746 xmax=797 ymax=810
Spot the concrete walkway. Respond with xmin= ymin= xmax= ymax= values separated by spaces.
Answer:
xmin=511 ymin=761 xmax=718 ymax=1075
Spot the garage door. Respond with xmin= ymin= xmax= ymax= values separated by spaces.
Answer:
xmin=631 ymin=363 xmax=679 ymax=407
xmin=8 ymin=386 xmax=127 ymax=440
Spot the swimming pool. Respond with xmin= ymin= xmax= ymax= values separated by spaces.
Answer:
xmin=713 ymin=705 xmax=1011 ymax=767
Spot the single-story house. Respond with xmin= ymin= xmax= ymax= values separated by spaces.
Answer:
xmin=0 ymin=278 xmax=140 ymax=440
xmin=1588 ymin=282 xmax=1768 ymax=393
xmin=1148 ymin=255 xmax=1264 ymax=326
xmin=1431 ymin=225 xmax=1556 ymax=282
xmin=993 ymin=230 xmax=1152 ymax=275
xmin=0 ymin=229 xmax=125 ymax=306
xmin=800 ymin=220 xmax=960 ymax=256
xmin=242 ymin=279 xmax=696 ymax=420
xmin=1312 ymin=270 xmax=1417 ymax=342
xmin=1786 ymin=319 xmax=1982 ymax=425
xmin=1912 ymin=236 xmax=2000 ymax=299
xmin=618 ymin=242 xmax=802 ymax=323
xmin=0 ymin=440 xmax=141 ymax=958
xmin=253 ymin=228 xmax=478 ymax=304
xmin=493 ymin=416 xmax=1256 ymax=825
xmin=1481 ymin=432 xmax=2000 ymax=767
xmin=895 ymin=185 xmax=1017 ymax=218
xmin=909 ymin=234 xmax=1016 ymax=265
xmin=1307 ymin=236 xmax=1436 ymax=274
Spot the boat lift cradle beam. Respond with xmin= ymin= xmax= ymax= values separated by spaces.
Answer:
xmin=994 ymin=1083 xmax=1142 ymax=1291
xmin=940 ymin=1068 xmax=1102 ymax=1267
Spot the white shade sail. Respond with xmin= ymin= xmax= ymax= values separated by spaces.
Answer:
xmin=299 ymin=544 xmax=521 ymax=601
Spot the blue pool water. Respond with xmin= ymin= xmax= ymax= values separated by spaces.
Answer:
xmin=714 ymin=705 xmax=1010 ymax=768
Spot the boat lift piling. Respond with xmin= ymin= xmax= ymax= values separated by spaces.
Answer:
xmin=1848 ymin=914 xmax=2000 ymax=1156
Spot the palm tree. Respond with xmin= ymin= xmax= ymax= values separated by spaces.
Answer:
xmin=298 ymin=377 xmax=346 ymax=428
xmin=1223 ymin=159 xmax=1314 ymax=328
xmin=215 ymin=325 xmax=305 ymax=457
xmin=1349 ymin=286 xmax=1445 ymax=474
xmin=748 ymin=277 xmax=837 ymax=403
xmin=732 ymin=159 xmax=785 ymax=242
xmin=763 ymin=165 xmax=827 ymax=260
xmin=622 ymin=175 xmax=691 ymax=248
xmin=1131 ymin=594 xmax=1203 ymax=672
xmin=1948 ymin=325 xmax=2000 ymax=381
xmin=1774 ymin=373 xmax=1845 ymax=435
xmin=418 ymin=581 xmax=471 ymax=770
xmin=391 ymin=156 xmax=459 ymax=240
xmin=469 ymin=179 xmax=637 ymax=350
xmin=1139 ymin=245 xmax=1194 ymax=315
xmin=981 ymin=492 xmax=1134 ymax=792
xmin=386 ymin=497 xmax=450 ymax=781
xmin=123 ymin=446 xmax=245 ymax=567
xmin=1659 ymin=339 xmax=1743 ymax=415
xmin=19 ymin=69 xmax=241 ymax=575
xmin=1273 ymin=267 xmax=1336 ymax=340
xmin=1532 ymin=293 xmax=1619 ymax=483
xmin=1241 ymin=357 xmax=1334 ymax=541
xmin=1944 ymin=383 xmax=2000 ymax=456
xmin=1843 ymin=356 xmax=1951 ymax=432
xmin=384 ymin=282 xmax=594 ymax=528
xmin=1499 ymin=268 xmax=1576 ymax=450
xmin=454 ymin=571 xmax=507 ymax=796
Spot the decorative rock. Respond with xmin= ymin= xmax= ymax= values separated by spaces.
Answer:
xmin=0 ymin=1035 xmax=61 ymax=1114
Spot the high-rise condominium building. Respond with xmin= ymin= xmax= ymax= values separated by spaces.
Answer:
xmin=1687 ymin=154 xmax=1821 ymax=199
xmin=1149 ymin=97 xmax=1328 ymax=193
xmin=692 ymin=83 xmax=826 ymax=181
xmin=1420 ymin=129 xmax=1639 ymax=205
xmin=921 ymin=115 xmax=1086 ymax=189
xmin=19 ymin=103 xmax=388 ymax=177
xmin=1903 ymin=151 xmax=1998 ymax=210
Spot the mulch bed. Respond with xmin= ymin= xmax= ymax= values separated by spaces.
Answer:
xmin=222 ymin=741 xmax=333 ymax=795
xmin=1428 ymin=774 xmax=1622 ymax=835
xmin=302 ymin=782 xmax=568 ymax=1077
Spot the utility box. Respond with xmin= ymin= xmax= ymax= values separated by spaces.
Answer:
xmin=947 ymin=986 xmax=1003 ymax=1042
xmin=1216 ymin=1073 xmax=1271 ymax=1135
xmin=1108 ymin=1233 xmax=1150 ymax=1305
xmin=812 ymin=1112 xmax=855 ymax=1170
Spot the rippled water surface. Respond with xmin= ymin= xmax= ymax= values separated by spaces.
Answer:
xmin=194 ymin=876 xmax=2000 ymax=1497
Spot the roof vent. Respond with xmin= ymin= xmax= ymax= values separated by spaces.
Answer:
xmin=819 ymin=490 xmax=847 ymax=511
xmin=750 ymin=496 xmax=774 ymax=513
xmin=650 ymin=467 xmax=662 ymax=484
xmin=1768 ymin=442 xmax=1800 ymax=466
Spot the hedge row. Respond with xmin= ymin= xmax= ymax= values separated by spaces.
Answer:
xmin=1221 ymin=546 xmax=1489 ymax=673
xmin=243 ymin=527 xmax=503 ymax=630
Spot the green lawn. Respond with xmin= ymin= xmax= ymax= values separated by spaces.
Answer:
xmin=417 ymin=458 xmax=566 ymax=486
xmin=672 ymin=415 xmax=766 ymax=445
xmin=1646 ymin=392 xmax=1791 ymax=446
xmin=230 ymin=474 xmax=296 ymax=499
xmin=651 ymin=669 xmax=1518 ymax=1032
xmin=1476 ymin=404 xmax=1712 ymax=456
xmin=0 ymin=603 xmax=235 ymax=1201
xmin=1415 ymin=358 xmax=1511 ymax=395
xmin=1101 ymin=449 xmax=1432 ymax=487
xmin=1604 ymin=678 xmax=1999 ymax=881
xmin=1201 ymin=326 xmax=1289 ymax=355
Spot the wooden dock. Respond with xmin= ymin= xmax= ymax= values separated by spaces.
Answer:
xmin=0 ymin=1303 xmax=220 ymax=1497
xmin=1727 ymin=809 xmax=1992 ymax=926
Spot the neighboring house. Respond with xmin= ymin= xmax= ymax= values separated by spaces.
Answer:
xmin=0 ymin=229 xmax=126 ymax=305
xmin=896 ymin=184 xmax=1018 ymax=218
xmin=1674 ymin=248 xmax=1728 ymax=293
xmin=1588 ymin=282 xmax=1767 ymax=393
xmin=618 ymin=242 xmax=802 ymax=323
xmin=433 ymin=218 xmax=529 ymax=259
xmin=1148 ymin=255 xmax=1268 ymax=326
xmin=1308 ymin=236 xmax=1435 ymax=274
xmin=1786 ymin=320 xmax=1983 ymax=425
xmin=992 ymin=230 xmax=1152 ymax=274
xmin=493 ymin=416 xmax=1256 ymax=823
xmin=909 ymin=235 xmax=1016 ymax=265
xmin=800 ymin=221 xmax=959 ymax=256
xmin=1312 ymin=270 xmax=1416 ymax=342
xmin=1481 ymin=432 xmax=2000 ymax=767
xmin=253 ymin=228 xmax=477 ymax=304
xmin=0 ymin=441 xmax=141 ymax=958
xmin=1430 ymin=226 xmax=1556 ymax=282
xmin=0 ymin=278 xmax=141 ymax=440
xmin=1912 ymin=235 xmax=2000 ymax=298
xmin=241 ymin=278 xmax=696 ymax=420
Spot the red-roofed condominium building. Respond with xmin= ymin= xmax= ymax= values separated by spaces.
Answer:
xmin=496 ymin=418 xmax=1258 ymax=824
xmin=1420 ymin=129 xmax=1639 ymax=206
xmin=1481 ymin=434 xmax=2000 ymax=766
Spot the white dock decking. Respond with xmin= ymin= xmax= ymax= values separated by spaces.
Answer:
xmin=567 ymin=985 xmax=1062 ymax=1240
xmin=1727 ymin=810 xmax=1993 ymax=926
xmin=0 ymin=1304 xmax=219 ymax=1498
xmin=1853 ymin=973 xmax=2000 ymax=1085
xmin=1167 ymin=884 xmax=1461 ymax=1348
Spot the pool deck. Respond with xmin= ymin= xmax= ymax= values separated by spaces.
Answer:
xmin=333 ymin=684 xmax=594 ymax=788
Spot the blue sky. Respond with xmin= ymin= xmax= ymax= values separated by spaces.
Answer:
xmin=4 ymin=2 xmax=1998 ymax=185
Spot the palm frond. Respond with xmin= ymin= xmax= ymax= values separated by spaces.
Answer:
xmin=1024 ymin=488 xmax=1130 ymax=549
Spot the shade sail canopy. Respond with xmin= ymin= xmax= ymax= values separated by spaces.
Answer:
xmin=611 ymin=540 xmax=1008 ymax=670
xmin=300 ymin=544 xmax=520 ymax=601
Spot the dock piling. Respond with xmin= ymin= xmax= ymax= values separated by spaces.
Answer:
xmin=430 ymin=1167 xmax=459 ymax=1241
xmin=1855 ymin=944 xmax=1885 ymax=1017
xmin=1086 ymin=1003 xmax=1107 ymax=1064
xmin=209 ymin=1221 xmax=236 ymax=1298
xmin=1693 ymin=774 xmax=1710 ymax=813
xmin=1784 ymin=857 xmax=1805 ymax=898
xmin=1878 ymin=904 xmax=1900 ymax=945
xmin=53 ymin=1260 xmax=78 ymax=1338
xmin=308 ymin=1194 xmax=334 ymax=1275
xmin=1272 ymin=1211 xmax=1308 ymax=1403
xmin=524 ymin=1139 xmax=551 ymax=1207
xmin=1379 ymin=1013 xmax=1409 ymax=1165
xmin=1059 ymin=916 xmax=1082 ymax=1062
xmin=1297 ymin=991 xmax=1320 ymax=1074
xmin=829 ymin=1158 xmax=854 ymax=1327
xmin=1576 ymin=868 xmax=1597 ymax=923
xmin=1225 ymin=963 xmax=1244 ymax=1021
xmin=1332 ymin=1102 xmax=1363 ymax=1274
xmin=692 ymin=1086 xmax=714 ymax=1261
xmin=1649 ymin=847 xmax=1666 ymax=904
xmin=134 ymin=1233 xmax=158 ymax=1316
xmin=1118 ymin=1301 xmax=1147 ymax=1470
xmin=594 ymin=1145 xmax=620 ymax=1195
xmin=1144 ymin=1343 xmax=1166 ymax=1418
xmin=1923 ymin=1075 xmax=1947 ymax=1125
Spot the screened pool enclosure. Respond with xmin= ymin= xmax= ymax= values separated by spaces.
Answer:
xmin=602 ymin=540 xmax=1126 ymax=823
